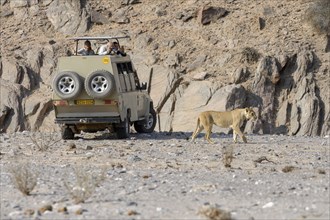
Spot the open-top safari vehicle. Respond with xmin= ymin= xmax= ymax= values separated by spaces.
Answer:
xmin=52 ymin=36 xmax=156 ymax=139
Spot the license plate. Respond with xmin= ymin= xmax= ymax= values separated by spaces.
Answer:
xmin=75 ymin=99 xmax=95 ymax=105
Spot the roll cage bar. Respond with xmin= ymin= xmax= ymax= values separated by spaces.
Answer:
xmin=71 ymin=36 xmax=130 ymax=56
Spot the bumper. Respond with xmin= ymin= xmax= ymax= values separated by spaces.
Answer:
xmin=55 ymin=117 xmax=121 ymax=124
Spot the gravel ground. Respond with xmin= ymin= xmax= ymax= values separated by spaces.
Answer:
xmin=0 ymin=131 xmax=329 ymax=220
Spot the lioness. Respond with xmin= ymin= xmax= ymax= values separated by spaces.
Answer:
xmin=191 ymin=107 xmax=257 ymax=144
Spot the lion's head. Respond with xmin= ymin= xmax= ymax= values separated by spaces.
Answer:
xmin=245 ymin=107 xmax=257 ymax=120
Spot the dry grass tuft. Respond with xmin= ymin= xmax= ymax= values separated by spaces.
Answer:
xmin=282 ymin=165 xmax=295 ymax=173
xmin=222 ymin=145 xmax=234 ymax=168
xmin=8 ymin=162 xmax=38 ymax=195
xmin=198 ymin=204 xmax=232 ymax=220
xmin=64 ymin=165 xmax=107 ymax=204
xmin=29 ymin=132 xmax=61 ymax=151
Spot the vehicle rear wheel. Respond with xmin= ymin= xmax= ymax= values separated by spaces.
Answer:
xmin=61 ymin=127 xmax=75 ymax=140
xmin=134 ymin=108 xmax=157 ymax=133
xmin=115 ymin=119 xmax=130 ymax=139
xmin=84 ymin=70 xmax=114 ymax=99
xmin=53 ymin=71 xmax=82 ymax=99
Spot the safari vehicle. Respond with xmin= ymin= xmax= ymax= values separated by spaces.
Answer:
xmin=52 ymin=36 xmax=157 ymax=140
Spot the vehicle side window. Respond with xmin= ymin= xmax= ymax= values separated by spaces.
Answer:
xmin=127 ymin=62 xmax=141 ymax=89
xmin=117 ymin=62 xmax=136 ymax=92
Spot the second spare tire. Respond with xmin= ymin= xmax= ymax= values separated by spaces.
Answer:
xmin=84 ymin=70 xmax=114 ymax=99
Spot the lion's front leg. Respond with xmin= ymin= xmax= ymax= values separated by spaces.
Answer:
xmin=233 ymin=127 xmax=247 ymax=143
xmin=233 ymin=130 xmax=238 ymax=143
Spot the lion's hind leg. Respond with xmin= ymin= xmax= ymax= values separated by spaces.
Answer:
xmin=191 ymin=118 xmax=204 ymax=142
xmin=205 ymin=124 xmax=214 ymax=144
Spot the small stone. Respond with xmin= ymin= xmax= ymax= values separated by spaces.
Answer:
xmin=127 ymin=201 xmax=138 ymax=206
xmin=38 ymin=204 xmax=53 ymax=213
xmin=86 ymin=146 xmax=93 ymax=150
xmin=75 ymin=209 xmax=83 ymax=215
xmin=128 ymin=155 xmax=142 ymax=162
xmin=193 ymin=71 xmax=208 ymax=80
xmin=8 ymin=211 xmax=23 ymax=218
xmin=67 ymin=205 xmax=82 ymax=214
xmin=24 ymin=209 xmax=35 ymax=216
xmin=57 ymin=206 xmax=68 ymax=213
xmin=86 ymin=152 xmax=94 ymax=159
xmin=127 ymin=210 xmax=138 ymax=216
xmin=168 ymin=40 xmax=176 ymax=48
xmin=262 ymin=202 xmax=274 ymax=208
xmin=67 ymin=143 xmax=76 ymax=150
xmin=318 ymin=169 xmax=326 ymax=174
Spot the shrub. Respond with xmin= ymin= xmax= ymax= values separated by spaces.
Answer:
xmin=222 ymin=145 xmax=234 ymax=168
xmin=240 ymin=47 xmax=260 ymax=64
xmin=8 ymin=163 xmax=38 ymax=195
xmin=198 ymin=204 xmax=232 ymax=220
xmin=64 ymin=166 xmax=106 ymax=204
xmin=29 ymin=132 xmax=61 ymax=151
xmin=306 ymin=0 xmax=330 ymax=35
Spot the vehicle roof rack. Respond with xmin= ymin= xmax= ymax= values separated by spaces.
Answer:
xmin=70 ymin=36 xmax=130 ymax=41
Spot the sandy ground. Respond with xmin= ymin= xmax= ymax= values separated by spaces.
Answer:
xmin=0 ymin=131 xmax=329 ymax=220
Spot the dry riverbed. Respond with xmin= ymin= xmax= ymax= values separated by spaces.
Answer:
xmin=0 ymin=131 xmax=329 ymax=220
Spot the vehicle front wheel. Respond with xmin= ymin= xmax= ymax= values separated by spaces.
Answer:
xmin=61 ymin=127 xmax=75 ymax=140
xmin=134 ymin=108 xmax=157 ymax=133
xmin=115 ymin=119 xmax=130 ymax=139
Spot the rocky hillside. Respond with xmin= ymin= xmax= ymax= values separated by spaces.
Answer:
xmin=0 ymin=0 xmax=329 ymax=136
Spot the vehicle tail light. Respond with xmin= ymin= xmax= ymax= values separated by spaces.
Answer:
xmin=104 ymin=100 xmax=118 ymax=105
xmin=53 ymin=100 xmax=68 ymax=106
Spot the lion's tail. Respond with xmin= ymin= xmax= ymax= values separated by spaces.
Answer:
xmin=191 ymin=117 xmax=201 ymax=141
xmin=196 ymin=117 xmax=200 ymax=128
xmin=193 ymin=117 xmax=201 ymax=133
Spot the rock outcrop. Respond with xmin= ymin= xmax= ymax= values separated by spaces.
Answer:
xmin=276 ymin=51 xmax=324 ymax=136
xmin=46 ymin=0 xmax=91 ymax=35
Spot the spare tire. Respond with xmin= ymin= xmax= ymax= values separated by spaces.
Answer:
xmin=53 ymin=71 xmax=82 ymax=99
xmin=84 ymin=70 xmax=114 ymax=99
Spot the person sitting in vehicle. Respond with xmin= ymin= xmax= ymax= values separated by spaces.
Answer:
xmin=77 ymin=40 xmax=95 ymax=55
xmin=98 ymin=41 xmax=126 ymax=56
xmin=98 ymin=41 xmax=111 ymax=55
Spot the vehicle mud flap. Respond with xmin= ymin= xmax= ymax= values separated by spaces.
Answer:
xmin=61 ymin=126 xmax=75 ymax=140
xmin=115 ymin=118 xmax=130 ymax=139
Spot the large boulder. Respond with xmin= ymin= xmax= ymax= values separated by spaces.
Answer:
xmin=46 ymin=0 xmax=91 ymax=34
xmin=172 ymin=83 xmax=247 ymax=132
xmin=275 ymin=51 xmax=323 ymax=136
xmin=0 ymin=42 xmax=63 ymax=133
xmin=288 ymin=51 xmax=321 ymax=136
xmin=0 ymin=80 xmax=26 ymax=132
xmin=24 ymin=88 xmax=54 ymax=131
